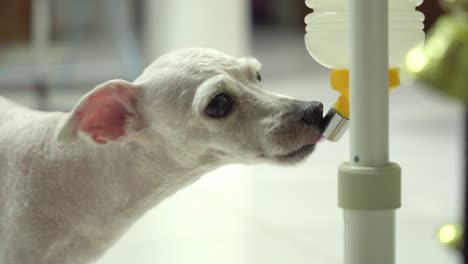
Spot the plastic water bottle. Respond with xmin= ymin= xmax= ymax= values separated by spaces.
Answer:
xmin=305 ymin=0 xmax=425 ymax=69
xmin=304 ymin=0 xmax=425 ymax=141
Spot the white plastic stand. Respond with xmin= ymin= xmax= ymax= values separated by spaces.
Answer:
xmin=344 ymin=211 xmax=395 ymax=263
xmin=340 ymin=0 xmax=402 ymax=264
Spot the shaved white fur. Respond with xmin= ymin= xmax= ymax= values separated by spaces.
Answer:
xmin=0 ymin=48 xmax=322 ymax=264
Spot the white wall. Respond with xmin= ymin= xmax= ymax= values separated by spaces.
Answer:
xmin=143 ymin=0 xmax=251 ymax=61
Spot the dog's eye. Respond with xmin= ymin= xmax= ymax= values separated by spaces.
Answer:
xmin=206 ymin=93 xmax=232 ymax=118
xmin=256 ymin=72 xmax=262 ymax=82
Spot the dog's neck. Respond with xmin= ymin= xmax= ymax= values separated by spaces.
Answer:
xmin=34 ymin=120 xmax=224 ymax=263
xmin=66 ymin=136 xmax=222 ymax=226
xmin=101 ymin=139 xmax=222 ymax=210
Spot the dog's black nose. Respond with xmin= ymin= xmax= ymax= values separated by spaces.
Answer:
xmin=301 ymin=102 xmax=323 ymax=125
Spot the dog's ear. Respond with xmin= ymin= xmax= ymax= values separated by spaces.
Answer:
xmin=56 ymin=79 xmax=144 ymax=145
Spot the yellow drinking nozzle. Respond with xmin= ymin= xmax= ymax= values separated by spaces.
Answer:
xmin=321 ymin=69 xmax=401 ymax=141
xmin=330 ymin=69 xmax=401 ymax=119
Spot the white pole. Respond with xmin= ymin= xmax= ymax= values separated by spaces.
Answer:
xmin=350 ymin=0 xmax=389 ymax=166
xmin=340 ymin=0 xmax=401 ymax=264
xmin=344 ymin=211 xmax=395 ymax=264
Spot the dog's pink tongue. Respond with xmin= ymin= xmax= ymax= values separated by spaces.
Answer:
xmin=309 ymin=134 xmax=322 ymax=145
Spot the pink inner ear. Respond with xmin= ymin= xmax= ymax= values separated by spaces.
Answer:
xmin=75 ymin=87 xmax=136 ymax=144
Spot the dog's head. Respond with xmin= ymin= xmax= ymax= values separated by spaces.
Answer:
xmin=56 ymin=48 xmax=323 ymax=165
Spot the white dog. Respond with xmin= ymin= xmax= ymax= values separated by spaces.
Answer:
xmin=0 ymin=48 xmax=323 ymax=264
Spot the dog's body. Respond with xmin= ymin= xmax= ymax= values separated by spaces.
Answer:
xmin=0 ymin=100 xmax=209 ymax=264
xmin=0 ymin=48 xmax=323 ymax=264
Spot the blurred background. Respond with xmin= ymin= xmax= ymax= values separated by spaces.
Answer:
xmin=0 ymin=0 xmax=465 ymax=263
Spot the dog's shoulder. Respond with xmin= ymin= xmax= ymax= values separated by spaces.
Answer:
xmin=0 ymin=96 xmax=23 ymax=108
xmin=0 ymin=96 xmax=51 ymax=125
xmin=0 ymin=96 xmax=26 ymax=106
xmin=0 ymin=96 xmax=32 ymax=120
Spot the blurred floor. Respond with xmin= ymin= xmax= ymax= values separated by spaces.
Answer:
xmin=0 ymin=29 xmax=465 ymax=264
